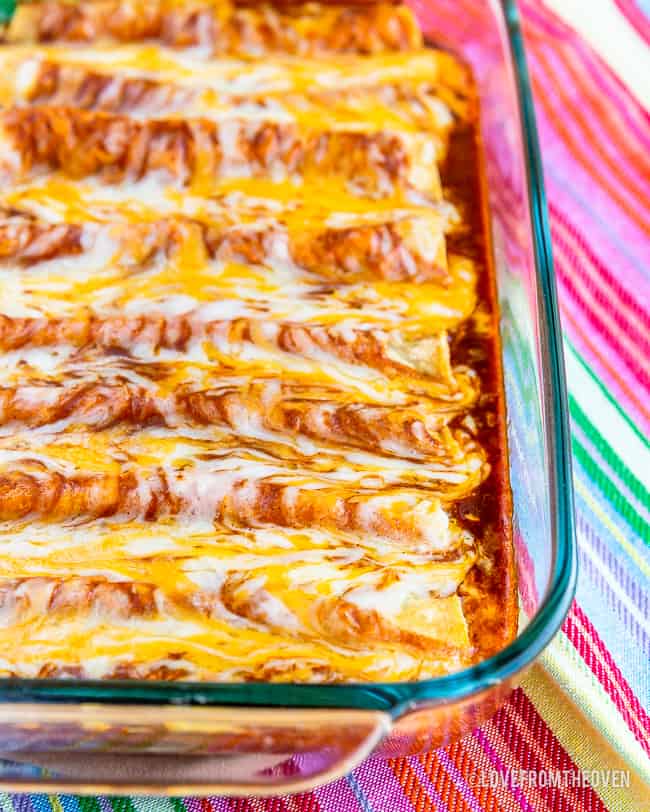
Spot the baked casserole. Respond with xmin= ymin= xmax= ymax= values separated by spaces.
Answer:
xmin=0 ymin=0 xmax=516 ymax=683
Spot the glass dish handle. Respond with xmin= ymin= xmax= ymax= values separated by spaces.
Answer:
xmin=0 ymin=702 xmax=392 ymax=796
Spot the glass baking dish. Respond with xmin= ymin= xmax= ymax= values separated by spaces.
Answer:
xmin=0 ymin=0 xmax=577 ymax=796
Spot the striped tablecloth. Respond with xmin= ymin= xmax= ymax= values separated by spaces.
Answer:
xmin=3 ymin=0 xmax=649 ymax=809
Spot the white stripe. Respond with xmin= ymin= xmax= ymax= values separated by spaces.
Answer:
xmin=0 ymin=795 xmax=15 ymax=812
xmin=132 ymin=798 xmax=175 ymax=812
xmin=543 ymin=0 xmax=650 ymax=107
xmin=539 ymin=631 xmax=650 ymax=782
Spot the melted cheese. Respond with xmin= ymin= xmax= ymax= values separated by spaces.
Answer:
xmin=0 ymin=1 xmax=494 ymax=683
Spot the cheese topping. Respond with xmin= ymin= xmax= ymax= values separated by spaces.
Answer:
xmin=0 ymin=0 xmax=509 ymax=683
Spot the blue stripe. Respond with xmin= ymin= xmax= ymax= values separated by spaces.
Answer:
xmin=10 ymin=797 xmax=38 ymax=812
xmin=8 ymin=798 xmax=33 ymax=812
xmin=24 ymin=796 xmax=51 ymax=812
xmin=346 ymin=773 xmax=374 ymax=812
xmin=58 ymin=798 xmax=81 ymax=812
xmin=575 ymin=558 xmax=650 ymax=709
xmin=573 ymin=493 xmax=650 ymax=707
xmin=573 ymin=463 xmax=650 ymax=594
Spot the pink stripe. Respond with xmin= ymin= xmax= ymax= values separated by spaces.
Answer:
xmin=522 ymin=0 xmax=576 ymax=37
xmin=537 ymin=25 xmax=650 ymax=175
xmin=560 ymin=615 xmax=649 ymax=754
xmin=181 ymin=799 xmax=203 ymax=812
xmin=549 ymin=187 xmax=650 ymax=304
xmin=577 ymin=51 xmax=650 ymax=148
xmin=544 ymin=141 xmax=650 ymax=273
xmin=563 ymin=606 xmax=650 ymax=753
xmin=552 ymin=237 xmax=650 ymax=392
xmin=558 ymin=281 xmax=650 ymax=432
xmin=613 ymin=0 xmax=650 ymax=43
xmin=523 ymin=1 xmax=650 ymax=149
xmin=472 ymin=728 xmax=535 ymax=812
xmin=256 ymin=802 xmax=281 ymax=812
xmin=556 ymin=267 xmax=646 ymax=397
xmin=550 ymin=201 xmax=650 ymax=330
xmin=552 ymin=246 xmax=650 ymax=408
xmin=570 ymin=43 xmax=650 ymax=149
xmin=494 ymin=700 xmax=582 ymax=810
xmin=555 ymin=246 xmax=650 ymax=383
xmin=507 ymin=689 xmax=608 ymax=811
xmin=313 ymin=775 xmax=360 ymax=812
xmin=528 ymin=52 xmax=650 ymax=240
xmin=552 ymin=232 xmax=650 ymax=370
xmin=183 ymin=800 xmax=227 ymax=812
xmin=536 ymin=43 xmax=650 ymax=200
xmin=559 ymin=283 xmax=650 ymax=432
xmin=204 ymin=801 xmax=232 ymax=812
xmin=550 ymin=25 xmax=650 ymax=168
xmin=571 ymin=604 xmax=650 ymax=735
xmin=545 ymin=168 xmax=649 ymax=307
xmin=556 ymin=284 xmax=650 ymax=430
xmin=293 ymin=793 xmax=321 ymax=812
xmin=224 ymin=800 xmax=256 ymax=812
xmin=560 ymin=45 xmax=650 ymax=174
xmin=538 ymin=126 xmax=649 ymax=253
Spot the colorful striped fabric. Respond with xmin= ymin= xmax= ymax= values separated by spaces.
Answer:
xmin=2 ymin=0 xmax=649 ymax=809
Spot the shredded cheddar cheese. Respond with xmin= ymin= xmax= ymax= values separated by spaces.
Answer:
xmin=0 ymin=0 xmax=514 ymax=683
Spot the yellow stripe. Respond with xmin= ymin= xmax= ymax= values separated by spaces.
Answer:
xmin=48 ymin=797 xmax=65 ymax=812
xmin=523 ymin=663 xmax=650 ymax=809
xmin=575 ymin=478 xmax=650 ymax=579
xmin=534 ymin=632 xmax=650 ymax=782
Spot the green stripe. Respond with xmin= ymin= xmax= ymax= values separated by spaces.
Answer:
xmin=570 ymin=395 xmax=650 ymax=511
xmin=169 ymin=800 xmax=186 ymax=812
xmin=110 ymin=799 xmax=138 ymax=812
xmin=576 ymin=478 xmax=650 ymax=578
xmin=77 ymin=800 xmax=102 ymax=812
xmin=572 ymin=434 xmax=649 ymax=544
xmin=566 ymin=339 xmax=649 ymax=448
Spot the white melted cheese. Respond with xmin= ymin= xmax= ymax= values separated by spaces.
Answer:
xmin=0 ymin=12 xmax=493 ymax=683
